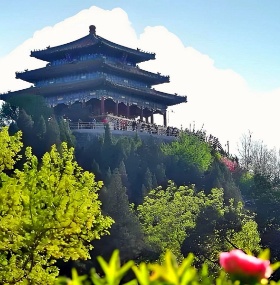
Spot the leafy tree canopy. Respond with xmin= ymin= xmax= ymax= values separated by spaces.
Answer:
xmin=0 ymin=128 xmax=113 ymax=284
xmin=7 ymin=94 xmax=52 ymax=121
xmin=0 ymin=127 xmax=22 ymax=172
xmin=137 ymin=181 xmax=202 ymax=260
xmin=161 ymin=132 xmax=213 ymax=172
xmin=137 ymin=181 xmax=260 ymax=264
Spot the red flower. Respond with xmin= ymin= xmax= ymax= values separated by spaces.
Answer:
xmin=220 ymin=250 xmax=272 ymax=280
xmin=221 ymin=157 xmax=237 ymax=172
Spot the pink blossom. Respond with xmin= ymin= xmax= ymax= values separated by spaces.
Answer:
xmin=221 ymin=157 xmax=237 ymax=172
xmin=219 ymin=250 xmax=272 ymax=280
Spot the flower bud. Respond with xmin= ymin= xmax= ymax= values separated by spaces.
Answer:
xmin=219 ymin=250 xmax=272 ymax=281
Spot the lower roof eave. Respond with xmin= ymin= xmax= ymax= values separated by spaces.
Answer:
xmin=0 ymin=87 xmax=37 ymax=101
xmin=0 ymin=80 xmax=187 ymax=108
xmin=105 ymin=81 xmax=187 ymax=106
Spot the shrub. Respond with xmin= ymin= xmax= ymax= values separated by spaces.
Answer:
xmin=56 ymin=249 xmax=280 ymax=285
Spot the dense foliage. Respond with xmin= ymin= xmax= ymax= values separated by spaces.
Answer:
xmin=68 ymin=127 xmax=261 ymax=275
xmin=0 ymin=95 xmax=75 ymax=158
xmin=236 ymin=133 xmax=280 ymax=275
xmin=161 ymin=132 xmax=213 ymax=172
xmin=137 ymin=181 xmax=260 ymax=266
xmin=137 ymin=182 xmax=202 ymax=260
xmin=3 ymin=96 xmax=280 ymax=282
xmin=0 ymin=128 xmax=113 ymax=284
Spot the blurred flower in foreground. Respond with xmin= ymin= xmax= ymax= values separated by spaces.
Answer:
xmin=220 ymin=249 xmax=272 ymax=283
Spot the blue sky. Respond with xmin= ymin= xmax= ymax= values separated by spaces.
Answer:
xmin=1 ymin=0 xmax=280 ymax=91
xmin=1 ymin=1 xmax=280 ymax=152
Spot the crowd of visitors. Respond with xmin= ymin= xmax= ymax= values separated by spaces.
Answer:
xmin=70 ymin=115 xmax=230 ymax=156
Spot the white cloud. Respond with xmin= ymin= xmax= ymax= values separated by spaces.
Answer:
xmin=0 ymin=6 xmax=279 ymax=154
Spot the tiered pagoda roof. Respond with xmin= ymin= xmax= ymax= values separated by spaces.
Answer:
xmin=31 ymin=25 xmax=155 ymax=64
xmin=1 ymin=25 xmax=187 ymax=113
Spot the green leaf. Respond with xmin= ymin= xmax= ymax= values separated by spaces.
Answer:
xmin=258 ymin=249 xmax=270 ymax=260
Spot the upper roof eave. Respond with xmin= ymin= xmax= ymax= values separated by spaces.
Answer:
xmin=30 ymin=33 xmax=155 ymax=63
xmin=30 ymin=35 xmax=97 ymax=61
xmin=97 ymin=35 xmax=155 ymax=61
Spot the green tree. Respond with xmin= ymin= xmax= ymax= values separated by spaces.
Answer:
xmin=0 ymin=129 xmax=113 ymax=284
xmin=204 ymin=159 xmax=242 ymax=201
xmin=46 ymin=116 xmax=61 ymax=150
xmin=0 ymin=102 xmax=19 ymax=126
xmin=7 ymin=94 xmax=52 ymax=121
xmin=138 ymin=181 xmax=260 ymax=264
xmin=230 ymin=220 xmax=261 ymax=251
xmin=162 ymin=132 xmax=213 ymax=172
xmin=143 ymin=168 xmax=153 ymax=192
xmin=118 ymin=160 xmax=129 ymax=190
xmin=155 ymin=163 xmax=166 ymax=185
xmin=34 ymin=115 xmax=46 ymax=141
xmin=58 ymin=117 xmax=76 ymax=148
xmin=0 ymin=127 xmax=22 ymax=172
xmin=137 ymin=181 xmax=201 ymax=260
xmin=17 ymin=109 xmax=34 ymax=132
xmin=152 ymin=174 xmax=158 ymax=189
xmin=141 ymin=184 xmax=148 ymax=198
xmin=1 ymin=94 xmax=77 ymax=156
xmin=96 ymin=169 xmax=145 ymax=261
xmin=182 ymin=190 xmax=260 ymax=270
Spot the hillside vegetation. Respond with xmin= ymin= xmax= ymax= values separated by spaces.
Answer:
xmin=1 ymin=97 xmax=280 ymax=282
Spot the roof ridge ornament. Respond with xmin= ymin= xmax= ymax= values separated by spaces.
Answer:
xmin=89 ymin=25 xmax=96 ymax=35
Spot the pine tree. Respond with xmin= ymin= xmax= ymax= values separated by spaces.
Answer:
xmin=46 ymin=116 xmax=61 ymax=150
xmin=35 ymin=115 xmax=46 ymax=140
xmin=91 ymin=159 xmax=102 ymax=180
xmin=104 ymin=123 xmax=112 ymax=146
xmin=156 ymin=163 xmax=166 ymax=185
xmin=17 ymin=109 xmax=34 ymax=147
xmin=144 ymin=168 xmax=153 ymax=192
xmin=152 ymin=174 xmax=158 ymax=188
xmin=17 ymin=109 xmax=34 ymax=132
xmin=8 ymin=94 xmax=52 ymax=122
xmin=58 ymin=117 xmax=75 ymax=147
xmin=96 ymin=169 xmax=145 ymax=261
xmin=141 ymin=184 xmax=148 ymax=198
xmin=105 ymin=167 xmax=112 ymax=184
xmin=119 ymin=160 xmax=130 ymax=190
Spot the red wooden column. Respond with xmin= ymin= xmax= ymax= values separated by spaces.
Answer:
xmin=163 ymin=112 xmax=167 ymax=127
xmin=140 ymin=107 xmax=144 ymax=121
xmin=101 ymin=97 xmax=105 ymax=114
xmin=151 ymin=113 xmax=154 ymax=124
xmin=126 ymin=104 xmax=130 ymax=118
xmin=115 ymin=101 xmax=119 ymax=116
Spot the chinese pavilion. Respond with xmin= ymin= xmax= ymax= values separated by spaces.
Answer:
xmin=1 ymin=25 xmax=187 ymax=126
